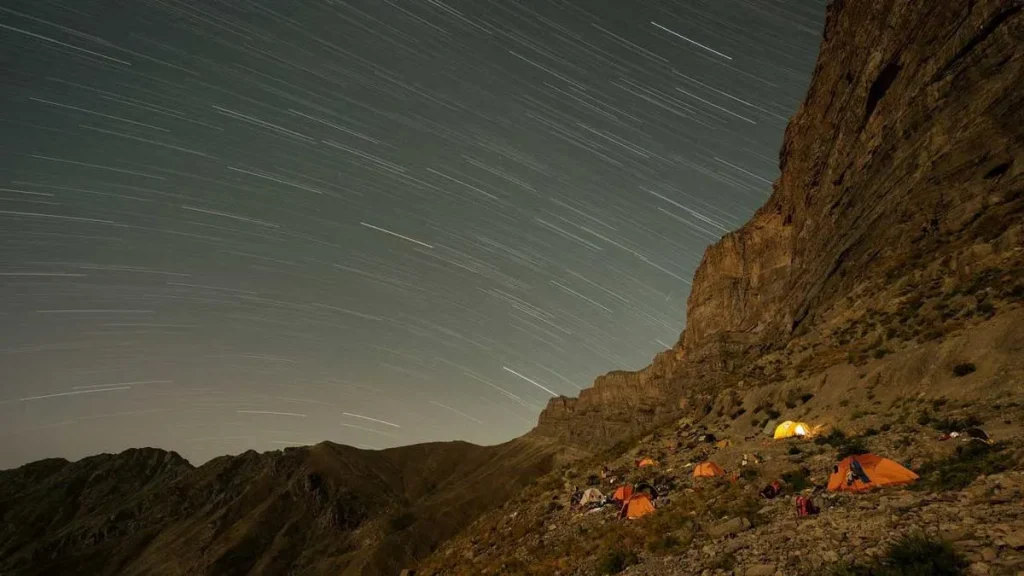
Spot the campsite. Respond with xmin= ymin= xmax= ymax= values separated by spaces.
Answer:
xmin=421 ymin=397 xmax=1024 ymax=575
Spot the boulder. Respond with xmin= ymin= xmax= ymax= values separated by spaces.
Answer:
xmin=745 ymin=563 xmax=776 ymax=576
xmin=708 ymin=517 xmax=751 ymax=539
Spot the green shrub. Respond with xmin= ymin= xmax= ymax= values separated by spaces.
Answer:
xmin=387 ymin=511 xmax=416 ymax=531
xmin=914 ymin=441 xmax=1011 ymax=491
xmin=782 ymin=467 xmax=812 ymax=492
xmin=830 ymin=533 xmax=967 ymax=575
xmin=930 ymin=414 xmax=984 ymax=434
xmin=599 ymin=549 xmax=638 ymax=574
xmin=952 ymin=363 xmax=976 ymax=377
xmin=646 ymin=533 xmax=683 ymax=555
xmin=836 ymin=437 xmax=870 ymax=460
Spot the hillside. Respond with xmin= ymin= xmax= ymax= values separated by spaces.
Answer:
xmin=0 ymin=438 xmax=566 ymax=576
xmin=1 ymin=0 xmax=1022 ymax=575
xmin=422 ymin=0 xmax=1024 ymax=574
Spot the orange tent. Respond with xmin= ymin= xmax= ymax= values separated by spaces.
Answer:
xmin=638 ymin=457 xmax=657 ymax=468
xmin=828 ymin=454 xmax=918 ymax=492
xmin=618 ymin=493 xmax=655 ymax=519
xmin=693 ymin=461 xmax=726 ymax=478
xmin=612 ymin=484 xmax=633 ymax=502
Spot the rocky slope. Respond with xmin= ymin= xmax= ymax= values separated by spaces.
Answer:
xmin=2 ymin=1 xmax=1022 ymax=575
xmin=534 ymin=0 xmax=1024 ymax=448
xmin=0 ymin=437 xmax=562 ymax=576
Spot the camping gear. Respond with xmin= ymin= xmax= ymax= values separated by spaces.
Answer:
xmin=638 ymin=457 xmax=657 ymax=468
xmin=580 ymin=487 xmax=605 ymax=507
xmin=828 ymin=454 xmax=918 ymax=492
xmin=618 ymin=493 xmax=655 ymax=520
xmin=633 ymin=482 xmax=659 ymax=500
xmin=612 ymin=484 xmax=633 ymax=502
xmin=795 ymin=495 xmax=819 ymax=517
xmin=773 ymin=421 xmax=811 ymax=439
xmin=848 ymin=459 xmax=871 ymax=484
xmin=760 ymin=480 xmax=782 ymax=499
xmin=570 ymin=489 xmax=583 ymax=506
xmin=692 ymin=461 xmax=726 ymax=478
xmin=964 ymin=427 xmax=992 ymax=444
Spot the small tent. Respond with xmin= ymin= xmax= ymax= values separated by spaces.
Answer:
xmin=612 ymin=484 xmax=633 ymax=502
xmin=580 ymin=487 xmax=605 ymax=506
xmin=828 ymin=454 xmax=918 ymax=492
xmin=618 ymin=493 xmax=655 ymax=519
xmin=633 ymin=481 xmax=659 ymax=500
xmin=637 ymin=457 xmax=658 ymax=468
xmin=964 ymin=427 xmax=992 ymax=444
xmin=773 ymin=421 xmax=811 ymax=439
xmin=693 ymin=461 xmax=726 ymax=478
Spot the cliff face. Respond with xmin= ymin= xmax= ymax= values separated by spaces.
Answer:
xmin=536 ymin=0 xmax=1024 ymax=444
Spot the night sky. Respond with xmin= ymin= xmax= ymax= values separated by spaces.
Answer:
xmin=0 ymin=0 xmax=825 ymax=468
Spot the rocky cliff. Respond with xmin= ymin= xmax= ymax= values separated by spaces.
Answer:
xmin=535 ymin=0 xmax=1024 ymax=445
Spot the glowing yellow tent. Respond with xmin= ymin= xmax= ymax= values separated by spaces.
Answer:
xmin=773 ymin=421 xmax=811 ymax=439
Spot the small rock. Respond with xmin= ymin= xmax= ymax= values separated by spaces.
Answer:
xmin=969 ymin=561 xmax=990 ymax=575
xmin=981 ymin=548 xmax=997 ymax=562
xmin=722 ymin=539 xmax=745 ymax=554
xmin=709 ymin=517 xmax=752 ymax=539
xmin=941 ymin=527 xmax=975 ymax=542
xmin=1004 ymin=532 xmax=1024 ymax=550
xmin=744 ymin=564 xmax=775 ymax=576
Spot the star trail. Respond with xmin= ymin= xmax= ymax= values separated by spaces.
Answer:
xmin=0 ymin=0 xmax=825 ymax=468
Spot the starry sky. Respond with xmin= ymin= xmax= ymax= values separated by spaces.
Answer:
xmin=0 ymin=0 xmax=826 ymax=469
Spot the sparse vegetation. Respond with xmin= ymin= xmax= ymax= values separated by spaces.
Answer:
xmin=598 ymin=548 xmax=638 ymax=574
xmin=782 ymin=467 xmax=812 ymax=492
xmin=929 ymin=414 xmax=984 ymax=434
xmin=952 ymin=363 xmax=976 ymax=377
xmin=829 ymin=534 xmax=968 ymax=575
xmin=914 ymin=441 xmax=1012 ymax=491
xmin=387 ymin=511 xmax=416 ymax=531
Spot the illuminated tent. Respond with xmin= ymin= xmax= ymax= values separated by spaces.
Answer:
xmin=773 ymin=421 xmax=811 ymax=439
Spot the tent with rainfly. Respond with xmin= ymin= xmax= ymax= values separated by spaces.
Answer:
xmin=773 ymin=421 xmax=811 ymax=439
xmin=612 ymin=484 xmax=633 ymax=502
xmin=579 ymin=487 xmax=605 ymax=506
xmin=828 ymin=453 xmax=918 ymax=492
xmin=693 ymin=461 xmax=726 ymax=478
xmin=618 ymin=493 xmax=655 ymax=519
